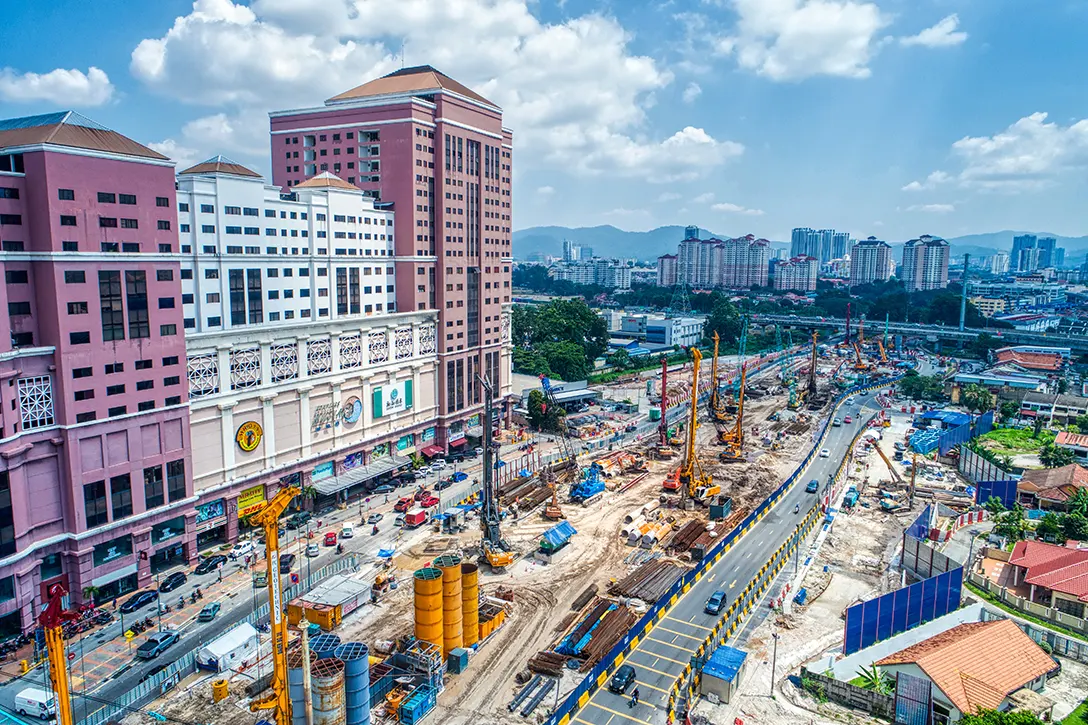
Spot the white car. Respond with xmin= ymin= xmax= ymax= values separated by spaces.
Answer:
xmin=229 ymin=540 xmax=256 ymax=560
xmin=430 ymin=460 xmax=448 ymax=471
xmin=819 ymin=448 xmax=831 ymax=458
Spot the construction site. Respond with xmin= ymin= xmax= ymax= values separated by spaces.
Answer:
xmin=28 ymin=319 xmax=917 ymax=725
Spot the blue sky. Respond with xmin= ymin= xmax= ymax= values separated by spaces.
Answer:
xmin=2 ymin=0 xmax=1086 ymax=243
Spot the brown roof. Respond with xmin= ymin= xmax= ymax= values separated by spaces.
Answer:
xmin=179 ymin=155 xmax=261 ymax=178
xmin=293 ymin=172 xmax=359 ymax=191
xmin=1018 ymin=464 xmax=1088 ymax=502
xmin=0 ymin=111 xmax=167 ymax=160
xmin=876 ymin=620 xmax=1055 ymax=714
xmin=995 ymin=349 xmax=1063 ymax=371
xmin=328 ymin=65 xmax=495 ymax=107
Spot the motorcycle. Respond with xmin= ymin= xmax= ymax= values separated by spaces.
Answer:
xmin=371 ymin=525 xmax=379 ymax=536
xmin=336 ymin=543 xmax=345 ymax=555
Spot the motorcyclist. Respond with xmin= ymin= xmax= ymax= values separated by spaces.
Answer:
xmin=372 ymin=525 xmax=379 ymax=536
xmin=336 ymin=543 xmax=345 ymax=554
xmin=794 ymin=504 xmax=800 ymax=514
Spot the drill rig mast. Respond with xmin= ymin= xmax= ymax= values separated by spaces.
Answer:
xmin=708 ymin=332 xmax=727 ymax=421
xmin=481 ymin=376 xmax=515 ymax=568
xmin=249 ymin=485 xmax=301 ymax=725
xmin=679 ymin=348 xmax=717 ymax=503
xmin=40 ymin=584 xmax=79 ymax=725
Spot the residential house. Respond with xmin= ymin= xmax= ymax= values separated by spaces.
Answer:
xmin=1017 ymin=464 xmax=1088 ymax=511
xmin=1055 ymin=432 xmax=1088 ymax=464
xmin=875 ymin=619 xmax=1056 ymax=724
xmin=1020 ymin=391 xmax=1088 ymax=426
xmin=1007 ymin=540 xmax=1088 ymax=617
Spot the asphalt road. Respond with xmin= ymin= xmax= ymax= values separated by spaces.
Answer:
xmin=575 ymin=389 xmax=884 ymax=725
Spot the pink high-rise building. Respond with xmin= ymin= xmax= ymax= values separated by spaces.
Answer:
xmin=270 ymin=66 xmax=513 ymax=449
xmin=0 ymin=112 xmax=192 ymax=629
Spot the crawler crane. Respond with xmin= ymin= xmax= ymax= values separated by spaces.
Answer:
xmin=679 ymin=347 xmax=718 ymax=503
xmin=249 ymin=485 xmax=301 ymax=725
xmin=40 ymin=583 xmax=80 ymax=725
xmin=717 ymin=317 xmax=748 ymax=461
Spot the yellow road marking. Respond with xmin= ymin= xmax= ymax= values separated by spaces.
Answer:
xmin=645 ymin=636 xmax=695 ymax=654
xmin=626 ymin=660 xmax=677 ymax=678
xmin=634 ymin=679 xmax=671 ymax=695
xmin=635 ymin=649 xmax=691 ymax=667
xmin=666 ymin=616 xmax=712 ymax=632
xmin=652 ymin=625 xmax=704 ymax=642
xmin=585 ymin=701 xmax=657 ymax=725
xmin=729 ymin=579 xmax=737 ymax=588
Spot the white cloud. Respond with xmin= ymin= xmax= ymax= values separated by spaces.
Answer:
xmin=900 ymin=14 xmax=968 ymax=48
xmin=537 ymin=185 xmax=555 ymax=197
xmin=716 ymin=0 xmax=890 ymax=81
xmin=693 ymin=192 xmax=715 ymax=203
xmin=901 ymin=170 xmax=951 ymax=192
xmin=131 ymin=0 xmax=741 ymax=181
xmin=146 ymin=138 xmax=202 ymax=171
xmin=950 ymin=112 xmax=1088 ymax=191
xmin=657 ymin=192 xmax=682 ymax=202
xmin=906 ymin=203 xmax=955 ymax=213
xmin=0 ymin=66 xmax=114 ymax=106
xmin=711 ymin=201 xmax=765 ymax=215
xmin=682 ymin=82 xmax=702 ymax=103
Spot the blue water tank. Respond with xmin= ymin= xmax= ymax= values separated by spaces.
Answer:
xmin=311 ymin=633 xmax=342 ymax=660
xmin=335 ymin=642 xmax=371 ymax=725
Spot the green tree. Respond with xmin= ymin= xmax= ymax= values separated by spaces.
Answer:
xmin=526 ymin=389 xmax=563 ymax=432
xmin=994 ymin=502 xmax=1028 ymax=542
xmin=607 ymin=348 xmax=632 ymax=371
xmin=1062 ymin=512 xmax=1088 ymax=541
xmin=537 ymin=341 xmax=590 ymax=381
xmin=1039 ymin=443 xmax=1076 ymax=468
xmin=961 ymin=708 xmax=1045 ymax=725
xmin=961 ymin=384 xmax=994 ymax=413
xmin=1035 ymin=512 xmax=1063 ymax=541
xmin=1066 ymin=488 xmax=1088 ymax=518
xmin=999 ymin=401 xmax=1020 ymax=421
xmin=1076 ymin=414 xmax=1088 ymax=434
xmin=703 ymin=297 xmax=743 ymax=346
xmin=531 ymin=299 xmax=610 ymax=361
xmin=512 ymin=347 xmax=552 ymax=376
xmin=1032 ymin=417 xmax=1044 ymax=439
xmin=1058 ymin=378 xmax=1069 ymax=394
xmin=983 ymin=496 xmax=1006 ymax=517
xmin=853 ymin=663 xmax=893 ymax=695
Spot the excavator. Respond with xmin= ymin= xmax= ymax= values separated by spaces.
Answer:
xmin=679 ymin=347 xmax=719 ymax=503
xmin=852 ymin=341 xmax=872 ymax=372
xmin=249 ymin=484 xmax=301 ymax=725
xmin=479 ymin=376 xmax=516 ymax=570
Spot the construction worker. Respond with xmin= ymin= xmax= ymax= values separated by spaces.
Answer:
xmin=629 ymin=687 xmax=639 ymax=707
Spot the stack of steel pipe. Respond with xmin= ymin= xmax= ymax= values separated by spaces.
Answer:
xmin=334 ymin=643 xmax=370 ymax=725
xmin=610 ymin=559 xmax=683 ymax=602
xmin=461 ymin=562 xmax=479 ymax=648
xmin=526 ymin=651 xmax=566 ymax=677
xmin=434 ymin=554 xmax=463 ymax=657
xmin=667 ymin=521 xmax=706 ymax=553
xmin=580 ymin=607 xmax=638 ymax=668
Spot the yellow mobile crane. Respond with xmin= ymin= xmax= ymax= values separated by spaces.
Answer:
xmin=249 ymin=485 xmax=301 ymax=725
xmin=679 ymin=348 xmax=718 ymax=503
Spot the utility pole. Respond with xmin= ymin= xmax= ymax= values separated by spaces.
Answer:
xmin=959 ymin=253 xmax=970 ymax=331
xmin=909 ymin=453 xmax=918 ymax=509
xmin=770 ymin=630 xmax=779 ymax=697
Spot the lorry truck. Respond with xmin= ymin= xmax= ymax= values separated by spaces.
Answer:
xmin=403 ymin=508 xmax=429 ymax=528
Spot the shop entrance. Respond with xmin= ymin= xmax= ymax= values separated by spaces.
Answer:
xmin=95 ymin=573 xmax=138 ymax=603
xmin=150 ymin=543 xmax=187 ymax=574
xmin=197 ymin=525 xmax=227 ymax=551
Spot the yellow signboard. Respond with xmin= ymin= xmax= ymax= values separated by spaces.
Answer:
xmin=236 ymin=421 xmax=263 ymax=452
xmin=239 ymin=484 xmax=267 ymax=516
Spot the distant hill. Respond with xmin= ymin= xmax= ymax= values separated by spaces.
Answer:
xmin=513 ymin=226 xmax=1088 ymax=264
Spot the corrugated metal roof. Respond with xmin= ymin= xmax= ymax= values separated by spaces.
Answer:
xmin=541 ymin=521 xmax=577 ymax=550
xmin=0 ymin=111 xmax=167 ymax=160
xmin=179 ymin=155 xmax=262 ymax=178
xmin=328 ymin=65 xmax=497 ymax=108
xmin=703 ymin=645 xmax=747 ymax=682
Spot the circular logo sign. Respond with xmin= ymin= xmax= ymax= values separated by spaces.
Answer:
xmin=236 ymin=421 xmax=263 ymax=452
xmin=342 ymin=397 xmax=362 ymax=425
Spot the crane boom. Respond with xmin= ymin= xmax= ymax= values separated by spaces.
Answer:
xmin=249 ymin=486 xmax=301 ymax=725
xmin=709 ymin=331 xmax=721 ymax=416
xmin=679 ymin=347 xmax=714 ymax=501
xmin=41 ymin=584 xmax=80 ymax=725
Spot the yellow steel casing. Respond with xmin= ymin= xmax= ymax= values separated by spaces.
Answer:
xmin=461 ymin=562 xmax=480 ymax=647
xmin=434 ymin=554 xmax=463 ymax=656
xmin=413 ymin=567 xmax=444 ymax=650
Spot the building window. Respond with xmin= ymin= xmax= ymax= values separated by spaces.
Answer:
xmin=138 ymin=401 xmax=154 ymax=412
xmin=167 ymin=459 xmax=186 ymax=502
xmin=99 ymin=217 xmax=117 ymax=228
xmin=160 ymin=324 xmax=177 ymax=336
xmin=106 ymin=384 xmax=125 ymax=396
xmin=247 ymin=268 xmax=263 ymax=323
xmin=165 ymin=395 xmax=181 ymax=406
xmin=60 ymin=215 xmax=77 ymax=226
xmin=136 ymin=380 xmax=154 ymax=391
xmin=0 ymin=474 xmax=13 ymax=556
xmin=17 ymin=375 xmax=55 ymax=429
xmin=126 ymin=271 xmax=150 ymax=339
xmin=84 ymin=480 xmax=108 ymax=527
xmin=58 ymin=188 xmax=74 ymax=201
xmin=120 ymin=218 xmax=138 ymax=229
xmin=157 ymin=220 xmax=171 ymax=231
xmin=119 ymin=194 xmax=136 ymax=205
xmin=200 ymin=204 xmax=214 ymax=213
xmin=62 ymin=241 xmax=78 ymax=251
xmin=7 ymin=301 xmax=30 ymax=316
xmin=72 ymin=367 xmax=92 ymax=378
xmin=75 ymin=412 xmax=96 ymax=423
xmin=65 ymin=270 xmax=85 ymax=283
xmin=110 ymin=474 xmax=132 ymax=520
xmin=99 ymin=271 xmax=125 ymax=341
xmin=179 ymin=202 xmax=189 ymax=212
xmin=229 ymin=269 xmax=245 ymax=326
xmin=107 ymin=405 xmax=127 ymax=417
xmin=163 ymin=356 xmax=179 ymax=366
xmin=202 ymin=225 xmax=215 ymax=234
xmin=156 ymin=269 xmax=174 ymax=282
xmin=69 ymin=331 xmax=90 ymax=345
xmin=74 ymin=389 xmax=94 ymax=401
xmin=97 ymin=192 xmax=116 ymax=203
xmin=144 ymin=466 xmax=164 ymax=510
xmin=156 ymin=196 xmax=170 ymax=208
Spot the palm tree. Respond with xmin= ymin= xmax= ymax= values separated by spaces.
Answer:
xmin=82 ymin=586 xmax=100 ymax=607
xmin=854 ymin=663 xmax=893 ymax=695
xmin=1067 ymin=488 xmax=1088 ymax=518
xmin=409 ymin=453 xmax=425 ymax=471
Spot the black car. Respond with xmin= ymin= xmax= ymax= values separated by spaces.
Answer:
xmin=158 ymin=571 xmax=187 ymax=593
xmin=399 ymin=471 xmax=418 ymax=482
xmin=372 ymin=484 xmax=395 ymax=495
xmin=120 ymin=590 xmax=159 ymax=613
xmin=279 ymin=553 xmax=296 ymax=574
xmin=609 ymin=665 xmax=636 ymax=694
xmin=434 ymin=479 xmax=453 ymax=491
xmin=194 ymin=554 xmax=227 ymax=575
xmin=285 ymin=512 xmax=312 ymax=530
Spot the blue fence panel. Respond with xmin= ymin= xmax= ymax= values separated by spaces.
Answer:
xmin=860 ymin=599 xmax=880 ymax=651
xmin=946 ymin=568 xmax=963 ymax=614
xmin=904 ymin=505 xmax=931 ymax=542
xmin=905 ymin=582 xmax=923 ymax=631
xmin=892 ymin=587 xmax=910 ymax=635
xmin=975 ymin=480 xmax=1018 ymax=509
xmin=876 ymin=593 xmax=895 ymax=642
xmin=844 ymin=606 xmax=863 ymax=654
xmin=920 ymin=575 xmax=938 ymax=622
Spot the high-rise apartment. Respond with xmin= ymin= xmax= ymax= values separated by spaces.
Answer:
xmin=790 ymin=227 xmax=818 ymax=258
xmin=773 ymin=255 xmax=818 ymax=292
xmin=656 ymin=254 xmax=677 ymax=287
xmin=657 ymin=232 xmax=768 ymax=289
xmin=1011 ymin=234 xmax=1036 ymax=272
xmin=901 ymin=235 xmax=950 ymax=291
xmin=269 ymin=66 xmax=513 ymax=451
xmin=990 ymin=252 xmax=1010 ymax=275
xmin=0 ymin=112 xmax=192 ymax=630
xmin=718 ymin=235 xmax=769 ymax=289
xmin=817 ymin=229 xmax=835 ymax=264
xmin=1036 ymin=237 xmax=1056 ymax=269
xmin=831 ymin=232 xmax=851 ymax=261
xmin=849 ymin=237 xmax=892 ymax=285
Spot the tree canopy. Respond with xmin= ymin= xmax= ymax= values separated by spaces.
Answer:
xmin=511 ymin=298 xmax=609 ymax=381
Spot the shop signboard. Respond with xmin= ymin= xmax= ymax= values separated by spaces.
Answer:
xmin=372 ymin=443 xmax=389 ymax=460
xmin=238 ymin=485 xmax=267 ymax=517
xmin=93 ymin=535 xmax=133 ymax=567
xmin=422 ymin=427 xmax=436 ymax=442
xmin=372 ymin=380 xmax=413 ymax=418
xmin=344 ymin=452 xmax=364 ymax=470
xmin=235 ymin=421 xmax=263 ymax=452
xmin=448 ymin=424 xmax=466 ymax=444
xmin=195 ymin=499 xmax=227 ymax=533
xmin=467 ymin=414 xmax=480 ymax=427
xmin=396 ymin=434 xmax=414 ymax=452
xmin=152 ymin=516 xmax=186 ymax=544
xmin=312 ymin=461 xmax=335 ymax=482
xmin=280 ymin=472 xmax=302 ymax=487
xmin=312 ymin=396 xmax=364 ymax=432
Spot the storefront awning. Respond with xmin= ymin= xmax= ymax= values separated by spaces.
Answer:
xmin=92 ymin=563 xmax=138 ymax=588
xmin=466 ymin=426 xmax=483 ymax=438
xmin=449 ymin=438 xmax=467 ymax=448
xmin=311 ymin=455 xmax=410 ymax=497
xmin=421 ymin=445 xmax=445 ymax=457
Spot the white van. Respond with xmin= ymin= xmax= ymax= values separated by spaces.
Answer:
xmin=15 ymin=687 xmax=56 ymax=720
xmin=340 ymin=522 xmax=354 ymax=539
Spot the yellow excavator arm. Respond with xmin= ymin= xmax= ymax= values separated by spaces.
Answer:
xmin=249 ymin=486 xmax=300 ymax=725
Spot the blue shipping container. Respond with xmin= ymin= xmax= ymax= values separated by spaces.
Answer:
xmin=399 ymin=685 xmax=437 ymax=725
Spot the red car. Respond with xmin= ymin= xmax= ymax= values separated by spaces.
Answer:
xmin=414 ymin=488 xmax=431 ymax=502
xmin=324 ymin=531 xmax=337 ymax=546
xmin=844 ymin=416 xmax=853 ymax=424
xmin=420 ymin=495 xmax=441 ymax=509
xmin=394 ymin=497 xmax=413 ymax=513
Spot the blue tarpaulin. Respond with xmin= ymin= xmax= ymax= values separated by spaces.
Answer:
xmin=378 ymin=548 xmax=395 ymax=558
xmin=540 ymin=521 xmax=577 ymax=552
xmin=702 ymin=645 xmax=747 ymax=683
